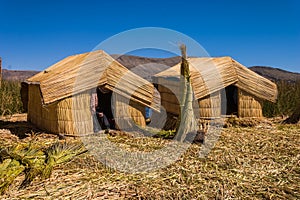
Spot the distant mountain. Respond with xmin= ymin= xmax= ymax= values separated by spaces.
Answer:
xmin=112 ymin=54 xmax=181 ymax=81
xmin=249 ymin=66 xmax=300 ymax=82
xmin=1 ymin=69 xmax=39 ymax=81
xmin=112 ymin=54 xmax=181 ymax=70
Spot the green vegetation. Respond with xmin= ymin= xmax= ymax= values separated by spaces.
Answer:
xmin=0 ymin=141 xmax=87 ymax=194
xmin=263 ymin=80 xmax=300 ymax=117
xmin=0 ymin=80 xmax=23 ymax=115
xmin=153 ymin=129 xmax=176 ymax=139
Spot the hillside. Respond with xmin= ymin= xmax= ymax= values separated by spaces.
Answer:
xmin=249 ymin=66 xmax=300 ymax=82
xmin=112 ymin=54 xmax=181 ymax=70
xmin=1 ymin=69 xmax=39 ymax=81
xmin=112 ymin=54 xmax=181 ymax=81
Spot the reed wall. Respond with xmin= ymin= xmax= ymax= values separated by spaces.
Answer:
xmin=198 ymin=91 xmax=221 ymax=118
xmin=238 ymin=89 xmax=263 ymax=118
xmin=28 ymin=84 xmax=93 ymax=135
xmin=114 ymin=94 xmax=146 ymax=130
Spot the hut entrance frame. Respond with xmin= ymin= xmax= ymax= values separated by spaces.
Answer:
xmin=94 ymin=86 xmax=115 ymax=130
xmin=221 ymin=85 xmax=238 ymax=116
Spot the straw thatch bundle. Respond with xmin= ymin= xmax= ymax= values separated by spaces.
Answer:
xmin=174 ymin=44 xmax=198 ymax=142
xmin=0 ymin=142 xmax=86 ymax=193
xmin=0 ymin=159 xmax=25 ymax=194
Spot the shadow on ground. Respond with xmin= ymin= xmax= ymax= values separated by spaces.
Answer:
xmin=0 ymin=120 xmax=41 ymax=139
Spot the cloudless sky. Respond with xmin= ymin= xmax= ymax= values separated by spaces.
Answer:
xmin=0 ymin=0 xmax=299 ymax=72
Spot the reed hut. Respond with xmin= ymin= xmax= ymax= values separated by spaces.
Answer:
xmin=22 ymin=50 xmax=159 ymax=135
xmin=153 ymin=57 xmax=277 ymax=121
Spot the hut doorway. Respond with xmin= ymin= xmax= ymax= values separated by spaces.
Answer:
xmin=97 ymin=87 xmax=115 ymax=129
xmin=221 ymin=85 xmax=238 ymax=116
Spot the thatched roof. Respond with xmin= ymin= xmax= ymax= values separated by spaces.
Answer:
xmin=154 ymin=57 xmax=277 ymax=102
xmin=26 ymin=50 xmax=158 ymax=109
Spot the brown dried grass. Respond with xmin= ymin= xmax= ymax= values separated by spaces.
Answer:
xmin=1 ymin=121 xmax=299 ymax=199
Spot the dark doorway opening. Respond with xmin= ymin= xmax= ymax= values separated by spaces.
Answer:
xmin=96 ymin=86 xmax=116 ymax=130
xmin=221 ymin=85 xmax=238 ymax=116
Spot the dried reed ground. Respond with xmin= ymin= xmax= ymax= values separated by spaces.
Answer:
xmin=1 ymin=122 xmax=300 ymax=199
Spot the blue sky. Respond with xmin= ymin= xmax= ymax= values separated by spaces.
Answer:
xmin=0 ymin=0 xmax=299 ymax=72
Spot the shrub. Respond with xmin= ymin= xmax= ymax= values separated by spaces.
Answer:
xmin=0 ymin=80 xmax=23 ymax=115
xmin=263 ymin=80 xmax=300 ymax=117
